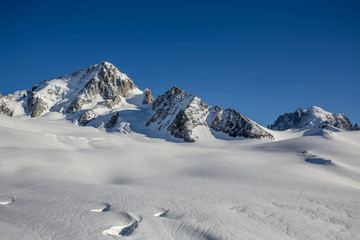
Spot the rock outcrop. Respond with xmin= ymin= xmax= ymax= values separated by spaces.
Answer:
xmin=106 ymin=112 xmax=119 ymax=128
xmin=142 ymin=88 xmax=155 ymax=104
xmin=78 ymin=110 xmax=97 ymax=126
xmin=0 ymin=96 xmax=12 ymax=116
xmin=27 ymin=92 xmax=49 ymax=118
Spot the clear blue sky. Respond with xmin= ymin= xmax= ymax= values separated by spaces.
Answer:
xmin=1 ymin=0 xmax=359 ymax=126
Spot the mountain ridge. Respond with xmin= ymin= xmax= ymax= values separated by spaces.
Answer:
xmin=0 ymin=61 xmax=274 ymax=142
xmin=2 ymin=62 xmax=357 ymax=141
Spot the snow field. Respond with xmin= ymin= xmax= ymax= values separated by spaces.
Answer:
xmin=0 ymin=115 xmax=359 ymax=239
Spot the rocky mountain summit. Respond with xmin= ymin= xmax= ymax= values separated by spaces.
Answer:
xmin=268 ymin=106 xmax=359 ymax=131
xmin=147 ymin=86 xmax=273 ymax=142
xmin=0 ymin=61 xmax=275 ymax=142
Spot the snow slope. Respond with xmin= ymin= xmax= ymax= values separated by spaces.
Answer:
xmin=0 ymin=115 xmax=359 ymax=239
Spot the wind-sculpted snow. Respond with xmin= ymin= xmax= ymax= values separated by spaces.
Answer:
xmin=302 ymin=151 xmax=333 ymax=165
xmin=269 ymin=106 xmax=359 ymax=131
xmin=0 ymin=196 xmax=15 ymax=205
xmin=0 ymin=115 xmax=359 ymax=239
xmin=102 ymin=212 xmax=141 ymax=236
xmin=90 ymin=202 xmax=111 ymax=212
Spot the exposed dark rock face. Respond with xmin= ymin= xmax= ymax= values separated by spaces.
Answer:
xmin=100 ymin=96 xmax=121 ymax=109
xmin=78 ymin=110 xmax=96 ymax=126
xmin=146 ymin=86 xmax=208 ymax=142
xmin=106 ymin=112 xmax=119 ymax=128
xmin=167 ymin=96 xmax=209 ymax=142
xmin=268 ymin=108 xmax=301 ymax=131
xmin=208 ymin=107 xmax=274 ymax=139
xmin=142 ymin=88 xmax=155 ymax=104
xmin=332 ymin=114 xmax=355 ymax=131
xmin=31 ymin=80 xmax=48 ymax=92
xmin=98 ymin=62 xmax=136 ymax=99
xmin=147 ymin=86 xmax=274 ymax=142
xmin=67 ymin=62 xmax=135 ymax=113
xmin=67 ymin=96 xmax=92 ymax=113
xmin=355 ymin=123 xmax=360 ymax=131
xmin=146 ymin=86 xmax=192 ymax=128
xmin=0 ymin=97 xmax=12 ymax=116
xmin=27 ymin=93 xmax=48 ymax=118
xmin=269 ymin=106 xmax=357 ymax=131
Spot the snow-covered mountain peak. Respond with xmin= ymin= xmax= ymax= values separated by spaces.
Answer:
xmin=302 ymin=106 xmax=335 ymax=125
xmin=0 ymin=62 xmax=275 ymax=142
xmin=0 ymin=61 xmax=139 ymax=118
xmin=169 ymin=85 xmax=184 ymax=93
xmin=54 ymin=61 xmax=133 ymax=90
xmin=99 ymin=61 xmax=132 ymax=82
xmin=269 ymin=106 xmax=359 ymax=131
xmin=147 ymin=85 xmax=274 ymax=142
xmin=304 ymin=106 xmax=328 ymax=115
xmin=101 ymin=61 xmax=113 ymax=67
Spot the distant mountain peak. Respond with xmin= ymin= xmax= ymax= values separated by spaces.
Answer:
xmin=269 ymin=106 xmax=359 ymax=131
xmin=101 ymin=61 xmax=114 ymax=66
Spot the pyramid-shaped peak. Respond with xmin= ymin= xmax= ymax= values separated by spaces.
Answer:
xmin=99 ymin=61 xmax=120 ymax=73
xmin=167 ymin=85 xmax=188 ymax=95
xmin=101 ymin=61 xmax=113 ymax=65
xmin=101 ymin=61 xmax=117 ymax=68
xmin=90 ymin=61 xmax=132 ymax=82
xmin=170 ymin=85 xmax=182 ymax=92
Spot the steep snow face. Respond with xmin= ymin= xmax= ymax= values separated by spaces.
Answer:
xmin=147 ymin=86 xmax=274 ymax=142
xmin=269 ymin=106 xmax=359 ymax=131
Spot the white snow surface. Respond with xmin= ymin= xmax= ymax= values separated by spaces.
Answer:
xmin=302 ymin=106 xmax=343 ymax=128
xmin=0 ymin=115 xmax=359 ymax=239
